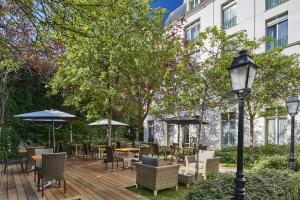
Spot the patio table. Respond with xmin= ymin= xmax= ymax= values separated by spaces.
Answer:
xmin=32 ymin=155 xmax=42 ymax=161
xmin=115 ymin=148 xmax=139 ymax=153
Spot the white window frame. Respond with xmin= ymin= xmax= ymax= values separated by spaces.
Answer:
xmin=185 ymin=19 xmax=201 ymax=41
xmin=222 ymin=1 xmax=237 ymax=30
xmin=266 ymin=14 xmax=288 ymax=50
xmin=265 ymin=117 xmax=287 ymax=144
xmin=190 ymin=0 xmax=200 ymax=10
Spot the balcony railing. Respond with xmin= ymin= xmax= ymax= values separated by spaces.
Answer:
xmin=223 ymin=16 xmax=237 ymax=30
xmin=266 ymin=0 xmax=288 ymax=10
xmin=266 ymin=34 xmax=288 ymax=51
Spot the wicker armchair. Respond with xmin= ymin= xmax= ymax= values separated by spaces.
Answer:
xmin=104 ymin=146 xmax=124 ymax=170
xmin=37 ymin=152 xmax=66 ymax=197
xmin=131 ymin=146 xmax=151 ymax=169
xmin=136 ymin=156 xmax=180 ymax=196
xmin=34 ymin=148 xmax=53 ymax=181
xmin=26 ymin=148 xmax=36 ymax=175
xmin=185 ymin=150 xmax=220 ymax=178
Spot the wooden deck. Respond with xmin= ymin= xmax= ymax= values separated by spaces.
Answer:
xmin=0 ymin=158 xmax=147 ymax=200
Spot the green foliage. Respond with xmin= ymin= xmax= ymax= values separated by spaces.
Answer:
xmin=185 ymin=169 xmax=300 ymax=200
xmin=217 ymin=144 xmax=300 ymax=174
xmin=251 ymin=155 xmax=300 ymax=172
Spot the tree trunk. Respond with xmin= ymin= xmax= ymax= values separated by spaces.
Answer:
xmin=107 ymin=104 xmax=112 ymax=146
xmin=196 ymin=113 xmax=203 ymax=181
xmin=249 ymin=115 xmax=255 ymax=161
xmin=135 ymin=127 xmax=140 ymax=143
xmin=0 ymin=70 xmax=8 ymax=143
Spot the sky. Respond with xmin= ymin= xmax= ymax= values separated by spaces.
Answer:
xmin=150 ymin=0 xmax=183 ymax=19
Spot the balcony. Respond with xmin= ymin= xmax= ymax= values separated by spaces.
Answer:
xmin=266 ymin=34 xmax=288 ymax=51
xmin=266 ymin=0 xmax=288 ymax=10
xmin=223 ymin=16 xmax=237 ymax=30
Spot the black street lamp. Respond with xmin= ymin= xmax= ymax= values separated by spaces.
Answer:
xmin=286 ymin=95 xmax=300 ymax=171
xmin=228 ymin=50 xmax=258 ymax=200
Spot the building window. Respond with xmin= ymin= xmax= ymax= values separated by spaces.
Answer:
xmin=182 ymin=125 xmax=190 ymax=147
xmin=221 ymin=112 xmax=236 ymax=147
xmin=266 ymin=14 xmax=288 ymax=51
xmin=185 ymin=19 xmax=200 ymax=41
xmin=223 ymin=2 xmax=237 ymax=30
xmin=266 ymin=0 xmax=288 ymax=10
xmin=148 ymin=121 xmax=154 ymax=143
xmin=190 ymin=0 xmax=200 ymax=10
xmin=265 ymin=107 xmax=287 ymax=144
xmin=266 ymin=118 xmax=287 ymax=144
xmin=167 ymin=125 xmax=175 ymax=145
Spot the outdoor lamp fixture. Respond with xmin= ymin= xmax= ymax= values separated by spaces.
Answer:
xmin=286 ymin=95 xmax=300 ymax=171
xmin=228 ymin=50 xmax=258 ymax=200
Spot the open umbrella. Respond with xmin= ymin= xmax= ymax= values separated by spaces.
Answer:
xmin=15 ymin=109 xmax=76 ymax=152
xmin=88 ymin=119 xmax=128 ymax=144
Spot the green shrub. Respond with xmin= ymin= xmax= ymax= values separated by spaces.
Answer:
xmin=251 ymin=155 xmax=300 ymax=171
xmin=216 ymin=144 xmax=300 ymax=165
xmin=185 ymin=169 xmax=300 ymax=200
xmin=252 ymin=155 xmax=289 ymax=171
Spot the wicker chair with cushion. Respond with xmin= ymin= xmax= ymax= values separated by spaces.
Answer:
xmin=185 ymin=150 xmax=220 ymax=178
xmin=34 ymin=148 xmax=53 ymax=181
xmin=136 ymin=156 xmax=180 ymax=196
xmin=104 ymin=146 xmax=124 ymax=170
xmin=37 ymin=152 xmax=66 ymax=197
xmin=131 ymin=146 xmax=151 ymax=169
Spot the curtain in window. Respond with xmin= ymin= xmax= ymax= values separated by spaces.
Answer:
xmin=221 ymin=120 xmax=236 ymax=147
xmin=277 ymin=118 xmax=287 ymax=144
xmin=167 ymin=125 xmax=175 ymax=145
xmin=267 ymin=119 xmax=276 ymax=143
xmin=278 ymin=20 xmax=288 ymax=45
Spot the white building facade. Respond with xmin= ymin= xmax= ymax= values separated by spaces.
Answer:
xmin=144 ymin=0 xmax=300 ymax=149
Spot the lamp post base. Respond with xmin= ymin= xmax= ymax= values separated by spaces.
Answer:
xmin=289 ymin=158 xmax=296 ymax=171
xmin=234 ymin=173 xmax=246 ymax=200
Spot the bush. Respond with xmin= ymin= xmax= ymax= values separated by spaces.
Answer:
xmin=185 ymin=169 xmax=300 ymax=200
xmin=216 ymin=144 xmax=300 ymax=165
xmin=251 ymin=155 xmax=300 ymax=171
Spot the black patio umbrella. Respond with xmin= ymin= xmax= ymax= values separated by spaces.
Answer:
xmin=163 ymin=115 xmax=208 ymax=146
xmin=15 ymin=109 xmax=76 ymax=152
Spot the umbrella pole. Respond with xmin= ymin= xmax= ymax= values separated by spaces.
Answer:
xmin=52 ymin=120 xmax=55 ymax=152
xmin=70 ymin=121 xmax=73 ymax=143
xmin=48 ymin=125 xmax=51 ymax=148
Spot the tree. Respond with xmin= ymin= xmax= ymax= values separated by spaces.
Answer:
xmin=152 ymin=27 xmax=254 ymax=180
xmin=245 ymin=48 xmax=300 ymax=160
xmin=50 ymin=0 xmax=174 ymax=145
xmin=0 ymin=0 xmax=62 ymax=141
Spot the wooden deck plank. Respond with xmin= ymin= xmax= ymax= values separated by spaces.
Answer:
xmin=0 ymin=158 xmax=148 ymax=200
xmin=12 ymin=165 xmax=27 ymax=200
xmin=0 ymin=165 xmax=8 ymax=200
xmin=7 ymin=167 xmax=18 ymax=200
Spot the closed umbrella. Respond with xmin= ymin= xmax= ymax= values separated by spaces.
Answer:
xmin=15 ymin=109 xmax=76 ymax=152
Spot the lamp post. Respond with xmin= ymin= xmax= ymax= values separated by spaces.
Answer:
xmin=286 ymin=95 xmax=300 ymax=171
xmin=228 ymin=50 xmax=258 ymax=200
